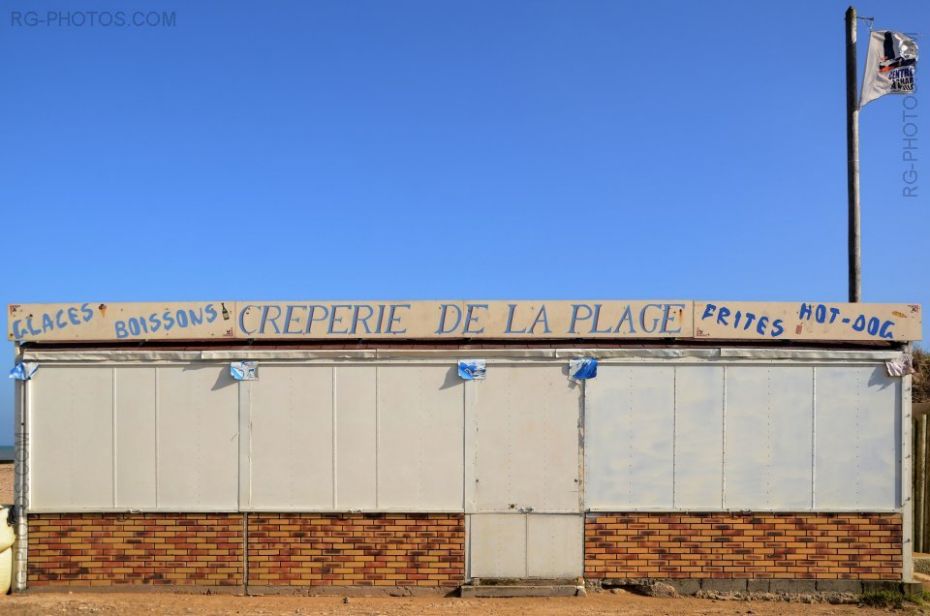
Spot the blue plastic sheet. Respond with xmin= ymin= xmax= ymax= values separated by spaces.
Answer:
xmin=230 ymin=361 xmax=258 ymax=381
xmin=457 ymin=359 xmax=486 ymax=381
xmin=9 ymin=361 xmax=39 ymax=381
xmin=568 ymin=357 xmax=598 ymax=381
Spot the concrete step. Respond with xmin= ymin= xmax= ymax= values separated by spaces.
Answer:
xmin=913 ymin=571 xmax=930 ymax=590
xmin=460 ymin=584 xmax=586 ymax=598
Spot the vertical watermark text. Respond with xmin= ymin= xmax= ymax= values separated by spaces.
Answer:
xmin=902 ymin=95 xmax=918 ymax=198
xmin=901 ymin=34 xmax=918 ymax=198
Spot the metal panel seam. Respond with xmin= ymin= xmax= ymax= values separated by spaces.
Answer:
xmin=523 ymin=513 xmax=529 ymax=578
xmin=856 ymin=367 xmax=862 ymax=504
xmin=721 ymin=366 xmax=727 ymax=510
xmin=672 ymin=367 xmax=677 ymax=509
xmin=332 ymin=367 xmax=338 ymax=509
xmin=236 ymin=379 xmax=252 ymax=511
xmin=766 ymin=367 xmax=772 ymax=506
xmin=248 ymin=383 xmax=253 ymax=509
xmin=903 ymin=343 xmax=915 ymax=581
xmin=627 ymin=368 xmax=633 ymax=502
xmin=375 ymin=365 xmax=380 ymax=509
xmin=154 ymin=367 xmax=160 ymax=508
xmin=112 ymin=368 xmax=118 ymax=508
xmin=811 ymin=367 xmax=817 ymax=510
xmin=463 ymin=380 xmax=473 ymax=513
xmin=578 ymin=380 xmax=586 ymax=517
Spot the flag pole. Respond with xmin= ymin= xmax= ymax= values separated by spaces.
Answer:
xmin=845 ymin=6 xmax=861 ymax=302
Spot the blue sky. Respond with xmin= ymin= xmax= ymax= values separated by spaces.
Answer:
xmin=0 ymin=1 xmax=927 ymax=444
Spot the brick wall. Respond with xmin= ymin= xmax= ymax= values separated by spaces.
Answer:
xmin=28 ymin=513 xmax=243 ymax=586
xmin=28 ymin=511 xmax=902 ymax=587
xmin=585 ymin=513 xmax=903 ymax=581
xmin=27 ymin=512 xmax=465 ymax=588
xmin=247 ymin=513 xmax=465 ymax=587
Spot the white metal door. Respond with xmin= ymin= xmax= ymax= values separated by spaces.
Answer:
xmin=465 ymin=365 xmax=583 ymax=579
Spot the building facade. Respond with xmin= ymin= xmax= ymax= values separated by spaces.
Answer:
xmin=7 ymin=300 xmax=923 ymax=593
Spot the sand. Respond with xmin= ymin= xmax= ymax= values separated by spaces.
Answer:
xmin=0 ymin=590 xmax=902 ymax=616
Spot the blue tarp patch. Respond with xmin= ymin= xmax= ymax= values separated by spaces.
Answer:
xmin=568 ymin=357 xmax=598 ymax=381
xmin=457 ymin=359 xmax=486 ymax=381
xmin=230 ymin=361 xmax=258 ymax=381
xmin=9 ymin=361 xmax=38 ymax=381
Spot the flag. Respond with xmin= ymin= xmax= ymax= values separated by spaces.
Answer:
xmin=9 ymin=361 xmax=38 ymax=381
xmin=860 ymin=30 xmax=918 ymax=107
xmin=568 ymin=357 xmax=598 ymax=382
xmin=230 ymin=361 xmax=258 ymax=381
xmin=457 ymin=359 xmax=486 ymax=381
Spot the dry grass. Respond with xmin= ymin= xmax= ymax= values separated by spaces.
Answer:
xmin=0 ymin=463 xmax=12 ymax=506
xmin=915 ymin=346 xmax=930 ymax=404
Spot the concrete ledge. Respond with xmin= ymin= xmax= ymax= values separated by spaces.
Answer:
xmin=246 ymin=585 xmax=458 ymax=597
xmin=22 ymin=585 xmax=243 ymax=595
xmin=460 ymin=585 xmax=586 ymax=598
xmin=815 ymin=580 xmax=865 ymax=594
xmin=700 ymin=579 xmax=747 ymax=593
xmin=592 ymin=577 xmax=911 ymax=597
xmin=771 ymin=579 xmax=816 ymax=593
xmin=24 ymin=584 xmax=459 ymax=597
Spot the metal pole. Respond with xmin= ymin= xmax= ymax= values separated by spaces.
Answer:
xmin=845 ymin=6 xmax=862 ymax=302
xmin=13 ymin=345 xmax=29 ymax=592
xmin=919 ymin=413 xmax=927 ymax=552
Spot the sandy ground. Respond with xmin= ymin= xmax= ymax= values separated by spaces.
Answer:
xmin=0 ymin=463 xmax=12 ymax=505
xmin=0 ymin=591 xmax=923 ymax=616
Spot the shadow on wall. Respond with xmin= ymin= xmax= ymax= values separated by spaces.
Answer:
xmin=867 ymin=365 xmax=895 ymax=390
xmin=177 ymin=362 xmax=588 ymax=394
xmin=179 ymin=364 xmax=237 ymax=391
xmin=438 ymin=363 xmax=583 ymax=391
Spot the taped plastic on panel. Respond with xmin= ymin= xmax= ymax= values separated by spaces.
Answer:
xmin=9 ymin=362 xmax=38 ymax=381
xmin=230 ymin=361 xmax=258 ymax=381
xmin=885 ymin=354 xmax=916 ymax=377
xmin=569 ymin=357 xmax=598 ymax=381
xmin=457 ymin=359 xmax=486 ymax=381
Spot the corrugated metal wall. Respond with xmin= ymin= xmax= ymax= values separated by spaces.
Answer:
xmin=246 ymin=364 xmax=464 ymax=511
xmin=29 ymin=363 xmax=466 ymax=512
xmin=26 ymin=354 xmax=902 ymax=514
xmin=585 ymin=364 xmax=900 ymax=511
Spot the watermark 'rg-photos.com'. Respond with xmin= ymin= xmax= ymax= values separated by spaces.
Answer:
xmin=10 ymin=10 xmax=175 ymax=28
xmin=902 ymin=94 xmax=918 ymax=198
xmin=900 ymin=32 xmax=918 ymax=199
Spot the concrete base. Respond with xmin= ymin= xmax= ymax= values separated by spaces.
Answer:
xmin=23 ymin=585 xmax=244 ymax=595
xmin=460 ymin=584 xmax=586 ymax=598
xmin=593 ymin=577 xmax=919 ymax=597
xmin=24 ymin=584 xmax=459 ymax=597
xmin=245 ymin=585 xmax=457 ymax=597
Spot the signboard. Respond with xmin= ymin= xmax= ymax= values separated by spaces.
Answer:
xmin=7 ymin=300 xmax=923 ymax=343
xmin=237 ymin=301 xmax=691 ymax=340
xmin=8 ymin=301 xmax=236 ymax=342
xmin=694 ymin=301 xmax=922 ymax=342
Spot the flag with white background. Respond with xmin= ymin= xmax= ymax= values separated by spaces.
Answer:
xmin=860 ymin=30 xmax=918 ymax=107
